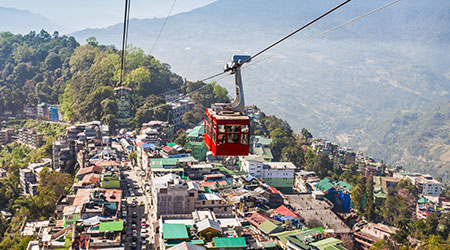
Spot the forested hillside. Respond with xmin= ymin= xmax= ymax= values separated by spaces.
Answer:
xmin=349 ymin=100 xmax=450 ymax=183
xmin=0 ymin=31 xmax=228 ymax=129
xmin=0 ymin=31 xmax=78 ymax=112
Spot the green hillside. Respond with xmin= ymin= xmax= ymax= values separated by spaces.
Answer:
xmin=348 ymin=100 xmax=450 ymax=183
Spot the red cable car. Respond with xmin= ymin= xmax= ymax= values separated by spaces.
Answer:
xmin=204 ymin=55 xmax=251 ymax=156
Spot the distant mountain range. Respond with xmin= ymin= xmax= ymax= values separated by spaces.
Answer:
xmin=349 ymin=100 xmax=450 ymax=183
xmin=70 ymin=0 xmax=450 ymax=180
xmin=0 ymin=7 xmax=65 ymax=34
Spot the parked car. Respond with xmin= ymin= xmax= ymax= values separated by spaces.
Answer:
xmin=131 ymin=241 xmax=137 ymax=249
xmin=131 ymin=223 xmax=137 ymax=229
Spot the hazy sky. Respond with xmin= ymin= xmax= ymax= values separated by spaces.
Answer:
xmin=0 ymin=0 xmax=216 ymax=32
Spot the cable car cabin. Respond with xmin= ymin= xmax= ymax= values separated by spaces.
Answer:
xmin=204 ymin=108 xmax=250 ymax=156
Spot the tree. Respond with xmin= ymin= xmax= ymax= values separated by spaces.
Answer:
xmin=175 ymin=132 xmax=187 ymax=146
xmin=300 ymin=128 xmax=313 ymax=143
xmin=182 ymin=110 xmax=203 ymax=128
xmin=281 ymin=144 xmax=304 ymax=168
xmin=383 ymin=195 xmax=411 ymax=227
xmin=309 ymin=153 xmax=333 ymax=178
xmin=365 ymin=177 xmax=375 ymax=221
xmin=352 ymin=177 xmax=367 ymax=214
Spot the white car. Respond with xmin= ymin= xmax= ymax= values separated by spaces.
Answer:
xmin=141 ymin=228 xmax=147 ymax=236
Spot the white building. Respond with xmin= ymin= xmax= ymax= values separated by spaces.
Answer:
xmin=396 ymin=172 xmax=442 ymax=197
xmin=168 ymin=99 xmax=193 ymax=126
xmin=241 ymin=155 xmax=296 ymax=192
xmin=420 ymin=178 xmax=441 ymax=197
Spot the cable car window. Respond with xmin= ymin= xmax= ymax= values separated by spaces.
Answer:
xmin=227 ymin=125 xmax=240 ymax=133
xmin=212 ymin=130 xmax=216 ymax=143
xmin=241 ymin=125 xmax=249 ymax=133
xmin=241 ymin=134 xmax=249 ymax=145
xmin=213 ymin=120 xmax=217 ymax=132
xmin=227 ymin=133 xmax=240 ymax=144
xmin=206 ymin=122 xmax=210 ymax=135
xmin=218 ymin=133 xmax=226 ymax=145
xmin=218 ymin=125 xmax=225 ymax=133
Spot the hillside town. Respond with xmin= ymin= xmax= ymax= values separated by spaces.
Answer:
xmin=1 ymin=99 xmax=448 ymax=250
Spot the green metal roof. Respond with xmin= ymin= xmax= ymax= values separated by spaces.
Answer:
xmin=336 ymin=181 xmax=353 ymax=192
xmin=98 ymin=220 xmax=124 ymax=232
xmin=168 ymin=142 xmax=177 ymax=147
xmin=213 ymin=237 xmax=247 ymax=248
xmin=310 ymin=238 xmax=343 ymax=250
xmin=418 ymin=197 xmax=429 ymax=204
xmin=260 ymin=241 xmax=277 ymax=248
xmin=257 ymin=220 xmax=283 ymax=235
xmin=163 ymin=224 xmax=189 ymax=239
xmin=271 ymin=230 xmax=304 ymax=244
xmin=324 ymin=245 xmax=347 ymax=250
xmin=187 ymin=125 xmax=204 ymax=138
xmin=253 ymin=147 xmax=274 ymax=160
xmin=315 ymin=178 xmax=334 ymax=192
xmin=286 ymin=236 xmax=311 ymax=249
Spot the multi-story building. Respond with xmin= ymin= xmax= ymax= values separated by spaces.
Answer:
xmin=151 ymin=174 xmax=233 ymax=218
xmin=353 ymin=222 xmax=396 ymax=250
xmin=418 ymin=177 xmax=441 ymax=197
xmin=18 ymin=129 xmax=43 ymax=148
xmin=20 ymin=168 xmax=38 ymax=196
xmin=241 ymin=155 xmax=296 ymax=192
xmin=0 ymin=128 xmax=13 ymax=145
xmin=49 ymin=105 xmax=59 ymax=121
xmin=394 ymin=172 xmax=442 ymax=197
xmin=52 ymin=138 xmax=75 ymax=172
xmin=114 ymin=86 xmax=133 ymax=127
xmin=168 ymin=99 xmax=193 ymax=126
xmin=19 ymin=159 xmax=51 ymax=196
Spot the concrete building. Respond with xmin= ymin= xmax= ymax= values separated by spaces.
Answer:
xmin=18 ymin=129 xmax=43 ymax=148
xmin=285 ymin=194 xmax=351 ymax=235
xmin=241 ymin=155 xmax=296 ymax=192
xmin=52 ymin=137 xmax=75 ymax=173
xmin=20 ymin=168 xmax=38 ymax=196
xmin=151 ymin=174 xmax=190 ymax=217
xmin=168 ymin=99 xmax=193 ymax=126
xmin=418 ymin=177 xmax=441 ymax=197
xmin=151 ymin=174 xmax=233 ymax=218
xmin=0 ymin=128 xmax=13 ymax=145
xmin=353 ymin=221 xmax=396 ymax=250
xmin=19 ymin=159 xmax=51 ymax=196
xmin=114 ymin=86 xmax=133 ymax=127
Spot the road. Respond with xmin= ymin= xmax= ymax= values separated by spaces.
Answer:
xmin=121 ymin=163 xmax=150 ymax=249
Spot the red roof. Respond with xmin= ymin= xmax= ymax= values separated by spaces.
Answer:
xmin=204 ymin=173 xmax=225 ymax=179
xmin=246 ymin=211 xmax=271 ymax=227
xmin=76 ymin=165 xmax=104 ymax=176
xmin=201 ymin=180 xmax=228 ymax=187
xmin=266 ymin=185 xmax=280 ymax=194
xmin=137 ymin=141 xmax=144 ymax=147
xmin=273 ymin=205 xmax=300 ymax=218
xmin=162 ymin=146 xmax=173 ymax=153
xmin=80 ymin=173 xmax=100 ymax=184
xmin=73 ymin=188 xmax=122 ymax=206
xmin=94 ymin=161 xmax=120 ymax=167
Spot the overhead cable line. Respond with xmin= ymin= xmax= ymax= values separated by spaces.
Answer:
xmin=119 ymin=0 xmax=131 ymax=85
xmin=161 ymin=0 xmax=402 ymax=100
xmin=247 ymin=0 xmax=351 ymax=62
xmin=194 ymin=0 xmax=352 ymax=84
xmin=150 ymin=0 xmax=177 ymax=55
xmin=245 ymin=0 xmax=403 ymax=69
